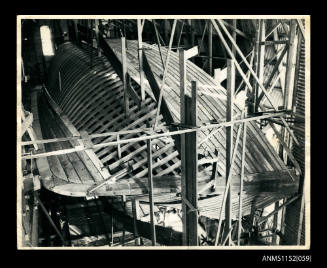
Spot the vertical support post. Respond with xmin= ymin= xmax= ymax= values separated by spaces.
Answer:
xmin=208 ymin=21 xmax=213 ymax=76
xmin=284 ymin=19 xmax=298 ymax=110
xmin=252 ymin=20 xmax=260 ymax=114
xmin=110 ymin=198 xmax=114 ymax=246
xmin=94 ymin=19 xmax=101 ymax=57
xmin=132 ymin=197 xmax=141 ymax=246
xmin=58 ymin=71 xmax=62 ymax=92
xmin=182 ymin=81 xmax=199 ymax=246
xmin=272 ymin=201 xmax=279 ymax=244
xmin=31 ymin=192 xmax=39 ymax=247
xmin=256 ymin=19 xmax=265 ymax=112
xmin=237 ymin=120 xmax=247 ymax=245
xmin=121 ymin=37 xmax=129 ymax=117
xmin=232 ymin=19 xmax=237 ymax=55
xmin=137 ymin=19 xmax=145 ymax=101
xmin=146 ymin=125 xmax=156 ymax=246
xmin=89 ymin=19 xmax=93 ymax=69
xmin=282 ymin=20 xmax=298 ymax=164
xmin=190 ymin=20 xmax=195 ymax=62
xmin=121 ymin=195 xmax=126 ymax=246
xmin=179 ymin=48 xmax=187 ymax=245
xmin=73 ymin=19 xmax=79 ymax=44
xmin=224 ymin=59 xmax=235 ymax=246
xmin=117 ymin=134 xmax=121 ymax=159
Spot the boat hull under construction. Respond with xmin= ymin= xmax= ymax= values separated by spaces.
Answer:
xmin=28 ymin=39 xmax=299 ymax=221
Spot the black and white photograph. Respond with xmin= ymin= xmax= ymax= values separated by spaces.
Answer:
xmin=17 ymin=16 xmax=310 ymax=249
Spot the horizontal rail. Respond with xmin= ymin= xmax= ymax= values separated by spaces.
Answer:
xmin=21 ymin=112 xmax=286 ymax=160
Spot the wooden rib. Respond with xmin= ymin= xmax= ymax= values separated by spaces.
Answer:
xmin=44 ymin=90 xmax=109 ymax=182
xmin=42 ymin=103 xmax=98 ymax=184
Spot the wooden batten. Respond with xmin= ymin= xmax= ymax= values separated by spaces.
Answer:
xmin=30 ymin=88 xmax=54 ymax=190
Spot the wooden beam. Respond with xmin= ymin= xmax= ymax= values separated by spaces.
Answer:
xmin=182 ymin=81 xmax=199 ymax=246
xmin=296 ymin=19 xmax=305 ymax=40
xmin=22 ymin=111 xmax=288 ymax=160
xmin=265 ymin=21 xmax=281 ymax=39
xmin=238 ymin=120 xmax=247 ymax=245
xmin=132 ymin=197 xmax=141 ymax=245
xmin=92 ymin=170 xmax=298 ymax=196
xmin=146 ymin=126 xmax=156 ymax=246
xmin=58 ymin=71 xmax=62 ymax=92
xmin=153 ymin=19 xmax=177 ymax=130
xmin=215 ymin=117 xmax=244 ymax=246
xmin=284 ymin=20 xmax=298 ymax=110
xmin=94 ymin=19 xmax=101 ymax=56
xmin=177 ymin=19 xmax=185 ymax=50
xmin=256 ymin=20 xmax=266 ymax=112
xmin=137 ymin=19 xmax=145 ymax=101
xmin=152 ymin=19 xmax=165 ymax=70
xmin=208 ymin=21 xmax=213 ymax=76
xmin=142 ymin=51 xmax=176 ymax=128
xmin=224 ymin=59 xmax=234 ymax=246
xmin=179 ymin=48 xmax=187 ymax=245
xmin=21 ymin=112 xmax=33 ymax=138
xmin=121 ymin=37 xmax=129 ymax=116
xmin=30 ymin=89 xmax=52 ymax=190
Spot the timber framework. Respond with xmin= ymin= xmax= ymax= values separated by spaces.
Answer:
xmin=18 ymin=16 xmax=309 ymax=247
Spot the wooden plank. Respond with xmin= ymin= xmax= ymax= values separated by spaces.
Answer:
xmin=146 ymin=131 xmax=156 ymax=246
xmin=238 ymin=121 xmax=247 ymax=245
xmin=153 ymin=19 xmax=177 ymax=129
xmin=121 ymin=37 xmax=130 ymax=116
xmin=137 ymin=19 xmax=145 ymax=101
xmin=184 ymin=46 xmax=199 ymax=60
xmin=179 ymin=48 xmax=187 ymax=245
xmin=89 ymin=169 xmax=299 ymax=196
xmin=183 ymin=81 xmax=198 ymax=246
xmin=224 ymin=59 xmax=234 ymax=245
xmin=132 ymin=197 xmax=141 ymax=245
xmin=296 ymin=19 xmax=305 ymax=40
xmin=284 ymin=20 xmax=298 ymax=110
xmin=256 ymin=19 xmax=266 ymax=112
xmin=142 ymin=52 xmax=175 ymax=124
xmin=30 ymin=89 xmax=54 ymax=189
xmin=208 ymin=21 xmax=213 ymax=76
